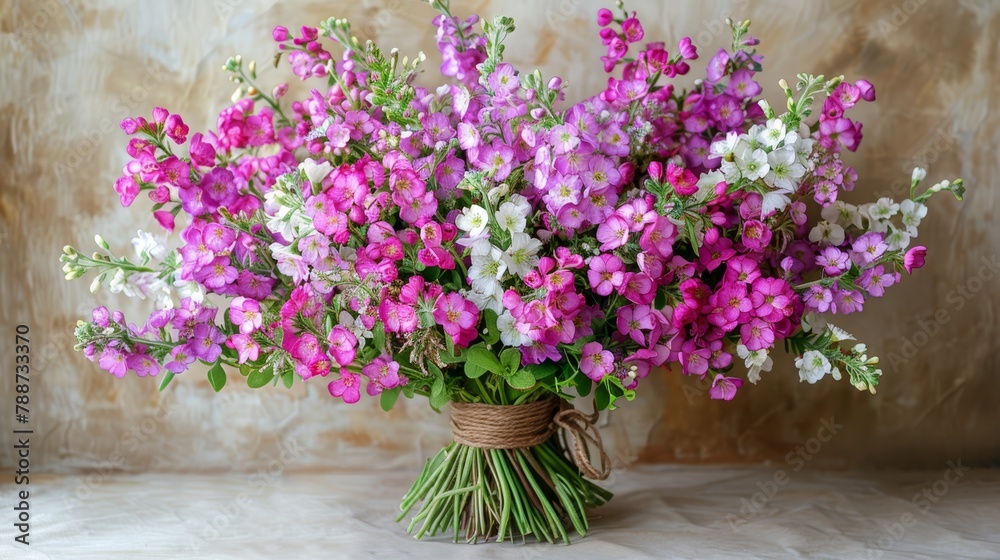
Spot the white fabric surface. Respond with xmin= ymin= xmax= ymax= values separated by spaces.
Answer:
xmin=2 ymin=466 xmax=999 ymax=559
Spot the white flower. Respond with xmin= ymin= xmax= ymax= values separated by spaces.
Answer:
xmin=884 ymin=223 xmax=911 ymax=251
xmin=801 ymin=312 xmax=827 ymax=334
xmin=795 ymin=350 xmax=832 ymax=384
xmin=173 ymin=273 xmax=205 ymax=304
xmin=793 ymin=136 xmax=815 ymax=169
xmin=300 ymin=158 xmax=333 ymax=184
xmin=502 ymin=233 xmax=542 ymax=278
xmin=763 ymin=147 xmax=805 ymax=192
xmin=899 ymin=199 xmax=927 ymax=236
xmin=469 ymin=245 xmax=508 ymax=294
xmin=736 ymin=148 xmax=770 ymax=181
xmin=760 ymin=191 xmax=791 ymax=217
xmin=866 ymin=197 xmax=899 ymax=223
xmin=758 ymin=118 xmax=787 ymax=149
xmin=497 ymin=311 xmax=531 ymax=347
xmin=456 ymin=205 xmax=489 ymax=237
xmin=132 ymin=230 xmax=167 ymax=261
xmin=737 ymin=343 xmax=773 ymax=384
xmin=820 ymin=201 xmax=863 ymax=230
xmin=827 ymin=324 xmax=855 ymax=342
xmin=496 ymin=200 xmax=528 ymax=234
xmin=339 ymin=311 xmax=373 ymax=350
xmin=696 ymin=170 xmax=726 ymax=200
xmin=464 ymin=286 xmax=504 ymax=314
xmin=808 ymin=221 xmax=845 ymax=246
xmin=911 ymin=167 xmax=927 ymax=182
xmin=109 ymin=269 xmax=137 ymax=297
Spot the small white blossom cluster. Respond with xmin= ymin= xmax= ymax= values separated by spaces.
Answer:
xmin=708 ymin=118 xmax=812 ymax=216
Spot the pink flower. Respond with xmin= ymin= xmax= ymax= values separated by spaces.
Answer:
xmin=904 ymin=246 xmax=927 ymax=274
xmin=153 ymin=210 xmax=175 ymax=232
xmin=127 ymin=352 xmax=161 ymax=377
xmin=804 ymin=285 xmax=833 ymax=312
xmin=99 ymin=346 xmax=128 ymax=378
xmin=587 ymin=253 xmax=625 ymax=296
xmin=327 ymin=326 xmax=358 ymax=366
xmin=581 ymin=342 xmax=614 ymax=381
xmin=165 ymin=114 xmax=189 ymax=144
xmin=621 ymin=17 xmax=644 ymax=43
xmin=617 ymin=304 xmax=654 ymax=345
xmin=855 ymin=79 xmax=876 ymax=102
xmin=740 ymin=318 xmax=775 ymax=351
xmin=859 ymin=265 xmax=896 ymax=298
xmin=816 ymin=246 xmax=849 ymax=276
xmin=362 ymin=356 xmax=402 ymax=396
xmin=709 ymin=374 xmax=744 ymax=401
xmin=433 ymin=292 xmax=479 ymax=347
xmin=666 ymin=163 xmax=699 ymax=196
xmin=596 ymin=214 xmax=631 ymax=251
xmin=619 ymin=272 xmax=655 ymax=305
xmin=852 ymin=232 xmax=888 ymax=265
xmin=227 ymin=333 xmax=260 ymax=364
xmin=677 ymin=37 xmax=698 ymax=60
xmin=114 ymin=176 xmax=139 ymax=207
xmin=597 ymin=8 xmax=613 ymax=27
xmin=229 ymin=297 xmax=262 ymax=335
xmin=740 ymin=220 xmax=772 ymax=251
xmin=681 ymin=346 xmax=711 ymax=377
xmin=328 ymin=370 xmax=362 ymax=404
xmin=165 ymin=346 xmax=196 ymax=374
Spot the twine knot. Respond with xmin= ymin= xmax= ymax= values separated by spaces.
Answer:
xmin=450 ymin=396 xmax=611 ymax=480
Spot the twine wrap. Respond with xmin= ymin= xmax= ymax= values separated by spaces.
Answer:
xmin=450 ymin=396 xmax=611 ymax=480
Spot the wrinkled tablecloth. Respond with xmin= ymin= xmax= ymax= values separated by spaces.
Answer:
xmin=2 ymin=465 xmax=998 ymax=559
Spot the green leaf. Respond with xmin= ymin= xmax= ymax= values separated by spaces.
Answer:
xmin=685 ymin=218 xmax=700 ymax=256
xmin=525 ymin=361 xmax=559 ymax=380
xmin=207 ymin=363 xmax=227 ymax=392
xmin=439 ymin=347 xmax=467 ymax=364
xmin=466 ymin=347 xmax=505 ymax=377
xmin=499 ymin=348 xmax=521 ymax=375
xmin=380 ymin=386 xmax=402 ymax=412
xmin=572 ymin=371 xmax=593 ymax=397
xmin=465 ymin=360 xmax=487 ymax=379
xmin=506 ymin=368 xmax=535 ymax=390
xmin=483 ymin=309 xmax=500 ymax=345
xmin=247 ymin=368 xmax=275 ymax=389
xmin=372 ymin=324 xmax=386 ymax=351
xmin=281 ymin=369 xmax=294 ymax=389
xmin=594 ymin=382 xmax=612 ymax=411
xmin=158 ymin=371 xmax=175 ymax=392
xmin=429 ymin=377 xmax=448 ymax=411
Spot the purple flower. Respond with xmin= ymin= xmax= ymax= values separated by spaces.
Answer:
xmin=165 ymin=345 xmax=196 ymax=374
xmin=99 ymin=346 xmax=129 ymax=378
xmin=581 ymin=342 xmax=614 ymax=381
xmin=852 ymin=232 xmax=888 ymax=265
xmin=709 ymin=374 xmax=744 ymax=401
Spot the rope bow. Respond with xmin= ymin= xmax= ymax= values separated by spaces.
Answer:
xmin=450 ymin=396 xmax=611 ymax=480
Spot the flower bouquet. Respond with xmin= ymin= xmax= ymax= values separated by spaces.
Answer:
xmin=61 ymin=0 xmax=964 ymax=544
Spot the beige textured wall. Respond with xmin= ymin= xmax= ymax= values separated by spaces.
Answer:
xmin=1 ymin=0 xmax=997 ymax=474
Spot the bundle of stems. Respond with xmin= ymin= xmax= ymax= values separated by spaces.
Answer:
xmin=398 ymin=437 xmax=612 ymax=543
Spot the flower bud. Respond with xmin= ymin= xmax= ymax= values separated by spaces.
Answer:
xmin=95 ymin=234 xmax=110 ymax=250
xmin=911 ymin=167 xmax=926 ymax=183
xmin=90 ymin=276 xmax=102 ymax=294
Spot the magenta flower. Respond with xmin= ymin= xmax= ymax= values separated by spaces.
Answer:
xmin=666 ymin=163 xmax=699 ymax=196
xmin=804 ymin=285 xmax=833 ymax=312
xmin=617 ymin=304 xmax=655 ymax=345
xmin=227 ymin=333 xmax=260 ymax=364
xmin=114 ymin=175 xmax=140 ymax=207
xmin=581 ymin=342 xmax=614 ymax=381
xmin=852 ymin=232 xmax=888 ymax=265
xmin=127 ymin=352 xmax=161 ymax=377
xmin=99 ymin=346 xmax=128 ymax=378
xmin=740 ymin=318 xmax=775 ymax=351
xmin=740 ymin=220 xmax=773 ymax=251
xmin=723 ymin=256 xmax=761 ymax=284
xmin=362 ymin=356 xmax=402 ymax=396
xmin=681 ymin=346 xmax=711 ymax=377
xmin=859 ymin=265 xmax=896 ymax=298
xmin=618 ymin=272 xmax=655 ymax=305
xmin=195 ymin=256 xmax=238 ymax=290
xmin=709 ymin=374 xmax=744 ymax=401
xmin=328 ymin=370 xmax=362 ymax=404
xmin=596 ymin=8 xmax=613 ymax=26
xmin=327 ymin=326 xmax=358 ymax=367
xmin=904 ymin=246 xmax=927 ymax=274
xmin=816 ymin=246 xmax=849 ymax=276
xmin=164 ymin=345 xmax=196 ymax=374
xmin=621 ymin=17 xmax=644 ymax=43
xmin=229 ymin=297 xmax=262 ymax=335
xmin=433 ymin=292 xmax=479 ymax=347
xmin=596 ymin=214 xmax=631 ymax=251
